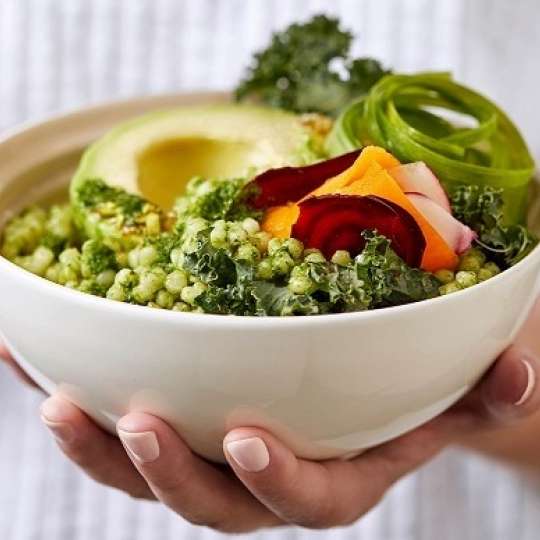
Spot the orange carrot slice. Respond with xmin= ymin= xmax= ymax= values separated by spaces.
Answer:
xmin=309 ymin=146 xmax=401 ymax=197
xmin=262 ymin=204 xmax=299 ymax=239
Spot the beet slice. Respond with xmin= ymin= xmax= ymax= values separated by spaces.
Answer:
xmin=246 ymin=149 xmax=361 ymax=209
xmin=291 ymin=195 xmax=426 ymax=267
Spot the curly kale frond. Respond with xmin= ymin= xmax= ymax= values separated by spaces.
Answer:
xmin=355 ymin=232 xmax=440 ymax=307
xmin=450 ymin=185 xmax=537 ymax=267
xmin=235 ymin=14 xmax=389 ymax=116
xmin=182 ymin=232 xmax=238 ymax=288
xmin=179 ymin=228 xmax=438 ymax=316
xmin=251 ymin=281 xmax=322 ymax=316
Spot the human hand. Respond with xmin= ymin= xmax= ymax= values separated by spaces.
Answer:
xmin=35 ymin=345 xmax=539 ymax=533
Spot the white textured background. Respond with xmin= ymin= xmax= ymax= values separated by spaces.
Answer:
xmin=1 ymin=1 xmax=540 ymax=539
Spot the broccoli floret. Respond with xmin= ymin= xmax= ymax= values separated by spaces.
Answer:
xmin=235 ymin=14 xmax=389 ymax=116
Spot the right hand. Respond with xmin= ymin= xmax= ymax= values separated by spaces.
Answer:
xmin=31 ymin=344 xmax=540 ymax=532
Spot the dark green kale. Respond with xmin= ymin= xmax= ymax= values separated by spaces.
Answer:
xmin=180 ymin=228 xmax=437 ymax=316
xmin=251 ymin=281 xmax=322 ymax=316
xmin=182 ymin=234 xmax=257 ymax=314
xmin=180 ymin=229 xmax=322 ymax=315
xmin=286 ymin=260 xmax=370 ymax=313
xmin=450 ymin=185 xmax=537 ymax=267
xmin=174 ymin=177 xmax=259 ymax=224
xmin=235 ymin=15 xmax=389 ymax=116
xmin=182 ymin=232 xmax=238 ymax=288
xmin=355 ymin=232 xmax=440 ymax=307
xmin=76 ymin=178 xmax=145 ymax=218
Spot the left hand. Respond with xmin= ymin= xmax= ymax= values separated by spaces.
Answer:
xmin=2 ymin=342 xmax=538 ymax=532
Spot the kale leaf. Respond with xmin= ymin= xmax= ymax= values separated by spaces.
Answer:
xmin=182 ymin=235 xmax=238 ymax=288
xmin=180 ymin=227 xmax=438 ymax=316
xmin=450 ymin=185 xmax=537 ymax=267
xmin=235 ymin=15 xmax=389 ymax=116
xmin=355 ymin=232 xmax=440 ymax=307
xmin=251 ymin=281 xmax=323 ymax=316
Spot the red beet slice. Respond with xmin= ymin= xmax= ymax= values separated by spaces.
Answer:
xmin=291 ymin=195 xmax=426 ymax=267
xmin=246 ymin=149 xmax=361 ymax=209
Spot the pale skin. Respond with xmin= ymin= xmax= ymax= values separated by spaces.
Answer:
xmin=1 ymin=299 xmax=540 ymax=533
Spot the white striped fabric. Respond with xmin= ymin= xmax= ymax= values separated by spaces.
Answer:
xmin=1 ymin=1 xmax=540 ymax=539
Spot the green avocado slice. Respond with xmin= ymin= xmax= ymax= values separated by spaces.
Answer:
xmin=70 ymin=104 xmax=316 ymax=214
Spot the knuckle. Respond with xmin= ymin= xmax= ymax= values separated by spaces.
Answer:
xmin=289 ymin=499 xmax=338 ymax=529
xmin=147 ymin=455 xmax=193 ymax=495
xmin=152 ymin=470 xmax=191 ymax=496
xmin=61 ymin=444 xmax=99 ymax=471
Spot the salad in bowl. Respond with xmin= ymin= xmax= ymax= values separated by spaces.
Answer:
xmin=0 ymin=15 xmax=539 ymax=461
xmin=1 ymin=17 xmax=536 ymax=316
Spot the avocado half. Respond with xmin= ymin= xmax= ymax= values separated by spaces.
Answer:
xmin=71 ymin=104 xmax=316 ymax=211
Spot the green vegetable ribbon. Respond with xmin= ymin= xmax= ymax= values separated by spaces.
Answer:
xmin=326 ymin=72 xmax=535 ymax=224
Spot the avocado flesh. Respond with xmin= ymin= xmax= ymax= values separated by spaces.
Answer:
xmin=138 ymin=137 xmax=265 ymax=209
xmin=71 ymin=104 xmax=315 ymax=211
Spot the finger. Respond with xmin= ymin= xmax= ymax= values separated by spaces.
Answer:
xmin=41 ymin=396 xmax=153 ymax=500
xmin=224 ymin=427 xmax=424 ymax=528
xmin=446 ymin=345 xmax=540 ymax=427
xmin=0 ymin=341 xmax=38 ymax=388
xmin=117 ymin=413 xmax=281 ymax=533
xmin=477 ymin=345 xmax=539 ymax=420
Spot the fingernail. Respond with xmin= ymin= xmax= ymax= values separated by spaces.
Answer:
xmin=40 ymin=398 xmax=74 ymax=444
xmin=118 ymin=430 xmax=160 ymax=464
xmin=226 ymin=437 xmax=270 ymax=472
xmin=515 ymin=359 xmax=536 ymax=405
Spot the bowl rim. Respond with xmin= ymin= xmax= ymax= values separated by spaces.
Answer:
xmin=1 ymin=92 xmax=539 ymax=328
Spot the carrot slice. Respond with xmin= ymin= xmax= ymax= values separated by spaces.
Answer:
xmin=309 ymin=146 xmax=401 ymax=197
xmin=261 ymin=204 xmax=299 ymax=239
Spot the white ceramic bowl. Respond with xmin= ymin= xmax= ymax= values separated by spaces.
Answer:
xmin=1 ymin=94 xmax=540 ymax=463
